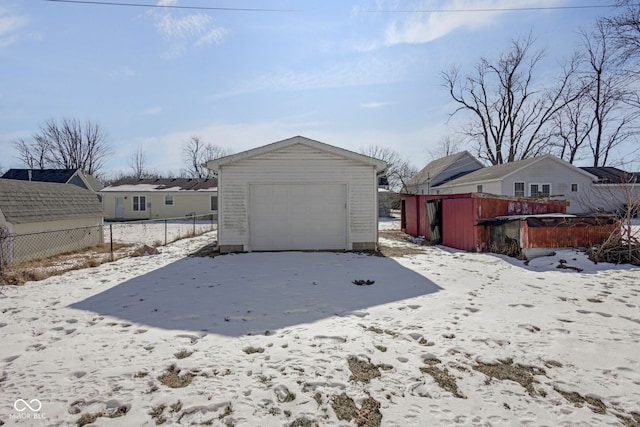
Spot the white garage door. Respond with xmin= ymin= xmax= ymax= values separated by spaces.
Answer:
xmin=249 ymin=183 xmax=347 ymax=251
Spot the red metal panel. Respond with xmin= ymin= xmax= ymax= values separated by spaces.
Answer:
xmin=442 ymin=198 xmax=478 ymax=250
xmin=521 ymin=219 xmax=618 ymax=249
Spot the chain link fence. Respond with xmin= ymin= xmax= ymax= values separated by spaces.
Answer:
xmin=0 ymin=225 xmax=103 ymax=269
xmin=0 ymin=215 xmax=217 ymax=277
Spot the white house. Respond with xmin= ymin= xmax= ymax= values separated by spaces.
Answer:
xmin=100 ymin=178 xmax=218 ymax=221
xmin=205 ymin=136 xmax=387 ymax=253
xmin=404 ymin=151 xmax=484 ymax=194
xmin=432 ymin=155 xmax=599 ymax=214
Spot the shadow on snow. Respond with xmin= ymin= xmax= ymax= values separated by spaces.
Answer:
xmin=70 ymin=251 xmax=440 ymax=337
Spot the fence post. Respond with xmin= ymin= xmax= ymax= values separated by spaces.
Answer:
xmin=110 ymin=224 xmax=114 ymax=261
xmin=164 ymin=219 xmax=168 ymax=245
xmin=193 ymin=215 xmax=196 ymax=235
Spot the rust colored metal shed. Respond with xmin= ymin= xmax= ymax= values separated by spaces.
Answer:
xmin=400 ymin=193 xmax=570 ymax=252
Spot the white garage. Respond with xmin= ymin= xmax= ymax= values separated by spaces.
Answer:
xmin=205 ymin=136 xmax=387 ymax=253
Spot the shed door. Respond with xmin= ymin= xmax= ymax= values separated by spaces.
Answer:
xmin=249 ymin=184 xmax=347 ymax=251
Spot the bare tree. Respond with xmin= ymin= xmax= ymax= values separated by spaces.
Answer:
xmin=604 ymin=0 xmax=640 ymax=69
xmin=182 ymin=136 xmax=230 ymax=178
xmin=581 ymin=21 xmax=638 ymax=167
xmin=584 ymin=172 xmax=640 ymax=265
xmin=553 ymin=87 xmax=594 ymax=164
xmin=442 ymin=33 xmax=580 ymax=165
xmin=128 ymin=145 xmax=149 ymax=179
xmin=12 ymin=117 xmax=111 ymax=176
xmin=359 ymin=145 xmax=416 ymax=192
xmin=426 ymin=135 xmax=465 ymax=160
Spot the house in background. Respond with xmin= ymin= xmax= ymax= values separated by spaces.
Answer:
xmin=0 ymin=179 xmax=103 ymax=265
xmin=1 ymin=168 xmax=104 ymax=193
xmin=100 ymin=178 xmax=218 ymax=221
xmin=431 ymin=155 xmax=598 ymax=214
xmin=579 ymin=167 xmax=640 ymax=215
xmin=205 ymin=136 xmax=387 ymax=253
xmin=404 ymin=151 xmax=484 ymax=195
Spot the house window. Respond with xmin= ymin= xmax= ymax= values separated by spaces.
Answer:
xmin=530 ymin=183 xmax=551 ymax=197
xmin=133 ymin=195 xmax=146 ymax=212
xmin=514 ymin=182 xmax=525 ymax=197
xmin=476 ymin=185 xmax=483 ymax=193
xmin=571 ymin=183 xmax=578 ymax=192
xmin=210 ymin=195 xmax=218 ymax=211
xmin=165 ymin=195 xmax=174 ymax=205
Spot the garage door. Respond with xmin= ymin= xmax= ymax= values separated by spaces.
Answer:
xmin=249 ymin=184 xmax=347 ymax=251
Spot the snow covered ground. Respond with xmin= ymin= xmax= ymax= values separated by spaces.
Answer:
xmin=105 ymin=219 xmax=216 ymax=245
xmin=1 ymin=218 xmax=639 ymax=426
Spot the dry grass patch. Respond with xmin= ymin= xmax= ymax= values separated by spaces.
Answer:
xmin=420 ymin=359 xmax=466 ymax=399
xmin=554 ymin=387 xmax=607 ymax=414
xmin=158 ymin=364 xmax=195 ymax=388
xmin=474 ymin=358 xmax=546 ymax=396
xmin=331 ymin=393 xmax=382 ymax=427
xmin=0 ymin=242 xmax=133 ymax=285
xmin=378 ymin=231 xmax=428 ymax=257
xmin=348 ymin=356 xmax=383 ymax=383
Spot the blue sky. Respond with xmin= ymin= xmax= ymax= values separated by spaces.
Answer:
xmin=0 ymin=0 xmax=634 ymax=177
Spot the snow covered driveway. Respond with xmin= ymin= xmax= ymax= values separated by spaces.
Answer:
xmin=1 ymin=228 xmax=639 ymax=426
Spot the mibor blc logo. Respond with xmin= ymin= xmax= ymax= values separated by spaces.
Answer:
xmin=10 ymin=399 xmax=47 ymax=420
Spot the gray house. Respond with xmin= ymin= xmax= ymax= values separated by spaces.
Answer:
xmin=432 ymin=155 xmax=598 ymax=214
xmin=0 ymin=179 xmax=103 ymax=264
xmin=405 ymin=151 xmax=484 ymax=194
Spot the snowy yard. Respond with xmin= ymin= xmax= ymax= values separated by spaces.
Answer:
xmin=1 ymin=218 xmax=639 ymax=426
xmin=104 ymin=219 xmax=217 ymax=245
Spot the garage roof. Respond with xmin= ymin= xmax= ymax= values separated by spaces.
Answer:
xmin=205 ymin=136 xmax=388 ymax=172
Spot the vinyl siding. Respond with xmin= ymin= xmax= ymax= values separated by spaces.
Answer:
xmin=218 ymin=143 xmax=378 ymax=250
xmin=102 ymin=191 xmax=217 ymax=220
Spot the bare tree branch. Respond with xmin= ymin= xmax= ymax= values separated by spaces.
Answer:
xmin=12 ymin=117 xmax=111 ymax=176
xmin=182 ymin=136 xmax=230 ymax=178
xmin=442 ymin=33 xmax=580 ymax=165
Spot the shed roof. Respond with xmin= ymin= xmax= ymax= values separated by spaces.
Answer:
xmin=205 ymin=136 xmax=388 ymax=172
xmin=101 ymin=177 xmax=218 ymax=192
xmin=1 ymin=168 xmax=104 ymax=192
xmin=0 ymin=179 xmax=103 ymax=224
xmin=435 ymin=155 xmax=597 ymax=187
xmin=406 ymin=151 xmax=484 ymax=187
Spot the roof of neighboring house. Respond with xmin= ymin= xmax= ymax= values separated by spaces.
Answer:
xmin=435 ymin=155 xmax=597 ymax=187
xmin=579 ymin=167 xmax=640 ymax=184
xmin=100 ymin=178 xmax=218 ymax=192
xmin=406 ymin=151 xmax=484 ymax=187
xmin=1 ymin=168 xmax=104 ymax=192
xmin=0 ymin=178 xmax=103 ymax=224
xmin=205 ymin=135 xmax=388 ymax=172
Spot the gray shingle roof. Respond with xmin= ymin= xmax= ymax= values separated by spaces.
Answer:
xmin=406 ymin=151 xmax=483 ymax=187
xmin=0 ymin=179 xmax=103 ymax=224
xmin=102 ymin=177 xmax=218 ymax=191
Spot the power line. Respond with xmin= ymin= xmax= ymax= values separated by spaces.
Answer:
xmin=361 ymin=4 xmax=627 ymax=13
xmin=43 ymin=0 xmax=302 ymax=12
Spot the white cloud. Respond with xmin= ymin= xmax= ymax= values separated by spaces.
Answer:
xmin=371 ymin=0 xmax=564 ymax=48
xmin=0 ymin=6 xmax=30 ymax=48
xmin=149 ymin=1 xmax=228 ymax=57
xmin=361 ymin=101 xmax=394 ymax=108
xmin=140 ymin=106 xmax=163 ymax=116
xmin=221 ymin=55 xmax=410 ymax=97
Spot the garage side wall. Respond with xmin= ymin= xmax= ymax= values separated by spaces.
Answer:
xmin=218 ymin=144 xmax=378 ymax=252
